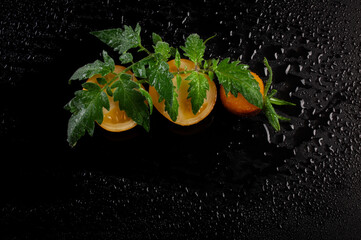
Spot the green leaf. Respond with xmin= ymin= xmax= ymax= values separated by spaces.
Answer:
xmin=268 ymin=89 xmax=277 ymax=98
xmin=90 ymin=24 xmax=141 ymax=54
xmin=132 ymin=62 xmax=147 ymax=78
xmin=164 ymin=87 xmax=179 ymax=122
xmin=112 ymin=77 xmax=150 ymax=131
xmin=263 ymin=57 xmax=273 ymax=95
xmin=106 ymin=86 xmax=113 ymax=97
xmin=175 ymin=49 xmax=181 ymax=69
xmin=185 ymin=71 xmax=209 ymax=114
xmin=269 ymin=97 xmax=296 ymax=106
xmin=64 ymin=83 xmax=110 ymax=147
xmin=214 ymin=58 xmax=263 ymax=109
xmin=203 ymin=60 xmax=209 ymax=69
xmin=152 ymin=32 xmax=162 ymax=45
xmin=119 ymin=52 xmax=133 ymax=64
xmin=69 ymin=51 xmax=115 ymax=83
xmin=131 ymin=54 xmax=155 ymax=78
xmin=154 ymin=41 xmax=171 ymax=61
xmin=180 ymin=34 xmax=205 ymax=64
xmin=147 ymin=60 xmax=174 ymax=107
xmin=263 ymin=96 xmax=280 ymax=131
xmin=96 ymin=77 xmax=107 ymax=85
xmin=176 ymin=74 xmax=182 ymax=90
xmin=138 ymin=86 xmax=153 ymax=115
xmin=69 ymin=60 xmax=110 ymax=83
xmin=102 ymin=50 xmax=115 ymax=72
xmin=211 ymin=59 xmax=219 ymax=71
xmin=208 ymin=71 xmax=214 ymax=81
xmin=277 ymin=114 xmax=291 ymax=121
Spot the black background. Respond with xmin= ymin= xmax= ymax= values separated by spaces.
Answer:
xmin=1 ymin=0 xmax=361 ymax=239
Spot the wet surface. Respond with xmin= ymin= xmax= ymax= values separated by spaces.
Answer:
xmin=1 ymin=0 xmax=361 ymax=239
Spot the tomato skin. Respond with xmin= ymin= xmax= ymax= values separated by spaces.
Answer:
xmin=149 ymin=59 xmax=217 ymax=126
xmin=220 ymin=72 xmax=264 ymax=116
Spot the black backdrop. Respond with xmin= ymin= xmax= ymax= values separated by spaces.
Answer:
xmin=1 ymin=0 xmax=361 ymax=239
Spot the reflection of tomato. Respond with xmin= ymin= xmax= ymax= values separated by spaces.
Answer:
xmin=149 ymin=59 xmax=217 ymax=126
xmin=86 ymin=65 xmax=137 ymax=132
xmin=220 ymin=72 xmax=265 ymax=116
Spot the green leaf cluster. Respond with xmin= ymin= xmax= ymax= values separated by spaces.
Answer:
xmin=261 ymin=58 xmax=295 ymax=131
xmin=180 ymin=34 xmax=205 ymax=65
xmin=214 ymin=58 xmax=263 ymax=109
xmin=64 ymin=82 xmax=110 ymax=147
xmin=69 ymin=51 xmax=115 ymax=83
xmin=65 ymin=23 xmax=296 ymax=147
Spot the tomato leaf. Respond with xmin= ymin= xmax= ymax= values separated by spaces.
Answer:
xmin=90 ymin=24 xmax=141 ymax=54
xmin=176 ymin=74 xmax=182 ymax=90
xmin=175 ymin=49 xmax=181 ymax=69
xmin=119 ymin=52 xmax=133 ymax=64
xmin=112 ymin=74 xmax=150 ymax=131
xmin=64 ymin=82 xmax=110 ymax=147
xmin=147 ymin=59 xmax=175 ymax=107
xmin=132 ymin=62 xmax=147 ymax=78
xmin=154 ymin=41 xmax=171 ymax=61
xmin=69 ymin=50 xmax=115 ymax=83
xmin=269 ymin=97 xmax=296 ymax=106
xmin=185 ymin=71 xmax=209 ymax=115
xmin=180 ymin=34 xmax=205 ymax=65
xmin=138 ymin=86 xmax=153 ymax=115
xmin=263 ymin=96 xmax=280 ymax=131
xmin=152 ymin=32 xmax=162 ymax=45
xmin=215 ymin=58 xmax=263 ymax=109
xmin=164 ymin=87 xmax=179 ymax=122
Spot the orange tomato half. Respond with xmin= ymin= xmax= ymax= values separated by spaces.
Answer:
xmin=220 ymin=72 xmax=264 ymax=116
xmin=86 ymin=65 xmax=137 ymax=132
xmin=149 ymin=59 xmax=217 ymax=126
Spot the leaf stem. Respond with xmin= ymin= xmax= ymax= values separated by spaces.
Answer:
xmin=170 ymin=68 xmax=211 ymax=76
xmin=101 ymin=54 xmax=155 ymax=91
xmin=203 ymin=34 xmax=217 ymax=45
xmin=139 ymin=44 xmax=152 ymax=55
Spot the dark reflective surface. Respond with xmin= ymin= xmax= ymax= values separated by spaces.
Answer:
xmin=1 ymin=0 xmax=361 ymax=239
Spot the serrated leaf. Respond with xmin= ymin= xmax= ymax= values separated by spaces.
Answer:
xmin=102 ymin=50 xmax=115 ymax=72
xmin=154 ymin=41 xmax=171 ymax=61
xmin=180 ymin=34 xmax=205 ymax=64
xmin=211 ymin=59 xmax=219 ymax=71
xmin=69 ymin=51 xmax=115 ymax=83
xmin=185 ymin=71 xmax=209 ymax=114
xmin=215 ymin=58 xmax=263 ymax=109
xmin=175 ymin=49 xmax=181 ymax=69
xmin=176 ymin=74 xmax=182 ymax=90
xmin=119 ymin=52 xmax=133 ymax=64
xmin=264 ymin=96 xmax=280 ymax=131
xmin=152 ymin=32 xmax=162 ymax=45
xmin=112 ymin=78 xmax=150 ymax=131
xmin=132 ymin=62 xmax=147 ymax=78
xmin=69 ymin=60 xmax=111 ymax=83
xmin=147 ymin=60 xmax=174 ymax=108
xmin=96 ymin=77 xmax=107 ymax=85
xmin=106 ymin=86 xmax=113 ymax=97
xmin=138 ymin=87 xmax=153 ymax=115
xmin=164 ymin=87 xmax=179 ymax=122
xmin=208 ymin=71 xmax=214 ymax=81
xmin=131 ymin=54 xmax=155 ymax=78
xmin=90 ymin=24 xmax=141 ymax=54
xmin=64 ymin=83 xmax=110 ymax=147
xmin=203 ymin=60 xmax=209 ymax=69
